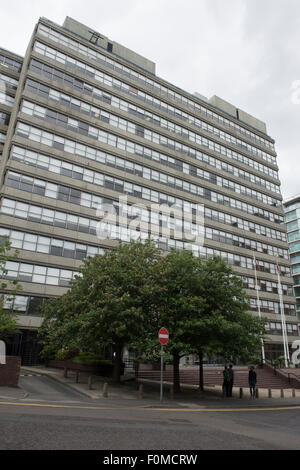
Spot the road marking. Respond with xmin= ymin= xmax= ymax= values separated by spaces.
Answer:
xmin=0 ymin=401 xmax=300 ymax=413
xmin=20 ymin=374 xmax=42 ymax=377
xmin=0 ymin=402 xmax=115 ymax=410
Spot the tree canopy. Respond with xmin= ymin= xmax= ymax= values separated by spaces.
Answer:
xmin=0 ymin=237 xmax=21 ymax=341
xmin=39 ymin=240 xmax=266 ymax=386
xmin=144 ymin=250 xmax=266 ymax=391
xmin=39 ymin=240 xmax=162 ymax=381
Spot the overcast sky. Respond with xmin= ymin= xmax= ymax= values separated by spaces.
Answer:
xmin=1 ymin=0 xmax=299 ymax=201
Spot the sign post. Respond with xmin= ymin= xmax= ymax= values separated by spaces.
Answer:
xmin=160 ymin=344 xmax=164 ymax=403
xmin=0 ymin=340 xmax=6 ymax=365
xmin=158 ymin=327 xmax=169 ymax=403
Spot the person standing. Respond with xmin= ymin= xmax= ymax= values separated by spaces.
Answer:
xmin=249 ymin=366 xmax=257 ymax=399
xmin=228 ymin=364 xmax=234 ymax=397
xmin=223 ymin=365 xmax=229 ymax=397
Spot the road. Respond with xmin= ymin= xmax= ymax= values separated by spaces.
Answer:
xmin=18 ymin=370 xmax=91 ymax=403
xmin=1 ymin=371 xmax=300 ymax=450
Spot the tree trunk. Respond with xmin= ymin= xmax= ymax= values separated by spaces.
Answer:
xmin=198 ymin=349 xmax=204 ymax=391
xmin=134 ymin=347 xmax=142 ymax=382
xmin=134 ymin=360 xmax=140 ymax=381
xmin=113 ymin=343 xmax=123 ymax=383
xmin=173 ymin=350 xmax=181 ymax=393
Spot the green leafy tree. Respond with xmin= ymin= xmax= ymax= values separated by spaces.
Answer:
xmin=39 ymin=242 xmax=266 ymax=391
xmin=0 ymin=237 xmax=21 ymax=341
xmin=39 ymin=240 xmax=162 ymax=382
xmin=185 ymin=256 xmax=267 ymax=390
xmin=150 ymin=249 xmax=205 ymax=393
xmin=39 ymin=293 xmax=82 ymax=360
xmin=150 ymin=252 xmax=266 ymax=393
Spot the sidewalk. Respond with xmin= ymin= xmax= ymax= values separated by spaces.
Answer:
xmin=16 ymin=365 xmax=300 ymax=409
xmin=21 ymin=366 xmax=140 ymax=400
xmin=0 ymin=386 xmax=28 ymax=400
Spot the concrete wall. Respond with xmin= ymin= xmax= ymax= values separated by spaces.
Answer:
xmin=238 ymin=108 xmax=267 ymax=134
xmin=63 ymin=17 xmax=156 ymax=75
xmin=209 ymin=95 xmax=267 ymax=134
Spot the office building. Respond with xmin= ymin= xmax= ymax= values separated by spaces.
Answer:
xmin=0 ymin=17 xmax=298 ymax=363
xmin=284 ymin=195 xmax=300 ymax=323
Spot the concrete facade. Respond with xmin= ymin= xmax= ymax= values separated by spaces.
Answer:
xmin=0 ymin=17 xmax=298 ymax=363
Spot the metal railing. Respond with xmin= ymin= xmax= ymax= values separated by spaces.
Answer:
xmin=287 ymin=372 xmax=300 ymax=388
xmin=264 ymin=362 xmax=300 ymax=389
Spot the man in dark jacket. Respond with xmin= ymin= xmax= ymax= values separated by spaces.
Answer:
xmin=223 ymin=366 xmax=229 ymax=397
xmin=249 ymin=366 xmax=257 ymax=398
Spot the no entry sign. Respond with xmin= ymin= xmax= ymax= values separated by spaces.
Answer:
xmin=158 ymin=327 xmax=169 ymax=345
xmin=158 ymin=327 xmax=169 ymax=403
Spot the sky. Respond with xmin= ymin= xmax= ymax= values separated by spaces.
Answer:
xmin=1 ymin=0 xmax=299 ymax=201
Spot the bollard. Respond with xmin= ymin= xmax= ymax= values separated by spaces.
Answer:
xmin=239 ymin=387 xmax=243 ymax=399
xmin=292 ymin=388 xmax=296 ymax=398
xmin=256 ymin=388 xmax=259 ymax=399
xmin=138 ymin=384 xmax=143 ymax=399
xmin=103 ymin=382 xmax=108 ymax=398
xmin=88 ymin=375 xmax=93 ymax=390
xmin=63 ymin=367 xmax=68 ymax=378
xmin=170 ymin=384 xmax=174 ymax=399
xmin=268 ymin=388 xmax=272 ymax=398
xmin=75 ymin=371 xmax=79 ymax=383
xmin=281 ymin=389 xmax=284 ymax=398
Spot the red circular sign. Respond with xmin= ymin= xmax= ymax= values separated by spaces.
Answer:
xmin=158 ymin=327 xmax=169 ymax=345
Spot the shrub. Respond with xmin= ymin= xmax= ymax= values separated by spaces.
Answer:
xmin=72 ymin=352 xmax=110 ymax=366
xmin=277 ymin=356 xmax=286 ymax=368
xmin=246 ymin=355 xmax=261 ymax=366
xmin=55 ymin=348 xmax=78 ymax=361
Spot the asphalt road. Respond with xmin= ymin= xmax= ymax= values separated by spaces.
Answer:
xmin=1 ymin=373 xmax=300 ymax=450
xmin=18 ymin=371 xmax=91 ymax=403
